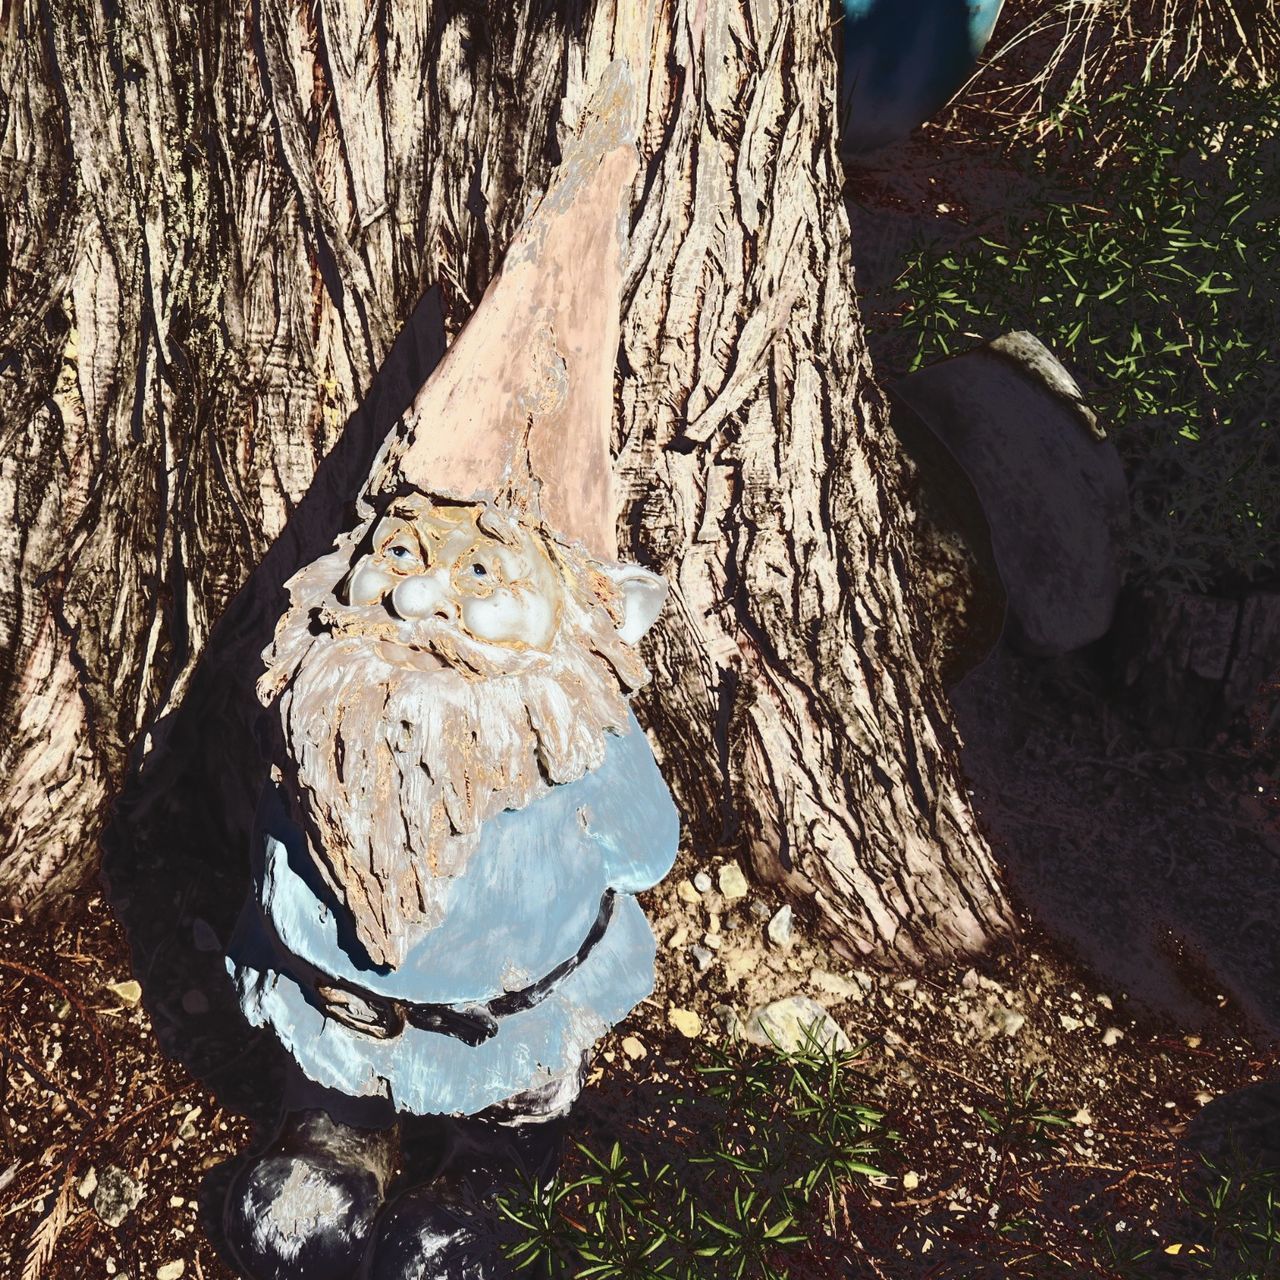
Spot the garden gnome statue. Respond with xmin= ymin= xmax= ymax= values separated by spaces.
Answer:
xmin=222 ymin=66 xmax=679 ymax=1280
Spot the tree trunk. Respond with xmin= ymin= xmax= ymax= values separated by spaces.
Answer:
xmin=1 ymin=0 xmax=1013 ymax=966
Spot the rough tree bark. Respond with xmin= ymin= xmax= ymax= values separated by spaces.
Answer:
xmin=1 ymin=0 xmax=1014 ymax=966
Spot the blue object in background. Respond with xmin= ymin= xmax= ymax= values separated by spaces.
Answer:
xmin=839 ymin=0 xmax=1005 ymax=155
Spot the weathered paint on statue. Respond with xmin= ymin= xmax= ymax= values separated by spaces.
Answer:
xmin=219 ymin=64 xmax=676 ymax=1280
xmin=226 ymin=492 xmax=677 ymax=1117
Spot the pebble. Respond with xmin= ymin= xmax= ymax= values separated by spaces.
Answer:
xmin=901 ymin=1170 xmax=920 ymax=1191
xmin=693 ymin=872 xmax=713 ymax=893
xmin=691 ymin=946 xmax=714 ymax=971
xmin=712 ymin=1003 xmax=741 ymax=1037
xmin=157 ymin=1262 xmax=185 ymax=1280
xmin=701 ymin=932 xmax=722 ymax=951
xmin=745 ymin=996 xmax=852 ymax=1054
xmin=668 ymin=1007 xmax=703 ymax=1038
xmin=1102 ymin=1026 xmax=1125 ymax=1046
xmin=749 ymin=900 xmax=772 ymax=921
xmin=766 ymin=905 xmax=794 ymax=949
xmin=993 ymin=1006 xmax=1025 ymax=1038
xmin=93 ymin=1166 xmax=143 ymax=1229
xmin=77 ymin=1167 xmax=98 ymax=1200
xmin=676 ymin=879 xmax=701 ymax=906
xmin=106 ymin=980 xmax=142 ymax=1007
xmin=177 ymin=1106 xmax=202 ymax=1141
xmin=718 ymin=862 xmax=749 ymax=901
xmin=667 ymin=924 xmax=689 ymax=950
xmin=810 ymin=969 xmax=863 ymax=1002
xmin=621 ymin=1036 xmax=647 ymax=1060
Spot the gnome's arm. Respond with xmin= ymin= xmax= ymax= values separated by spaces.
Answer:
xmin=577 ymin=710 xmax=680 ymax=895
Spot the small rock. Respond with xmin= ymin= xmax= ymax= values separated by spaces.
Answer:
xmin=180 ymin=990 xmax=209 ymax=1016
xmin=691 ymin=945 xmax=714 ymax=971
xmin=1071 ymin=1108 xmax=1093 ymax=1126
xmin=693 ymin=872 xmax=713 ymax=893
xmin=105 ymin=980 xmax=142 ymax=1007
xmin=1059 ymin=1014 xmax=1083 ymax=1031
xmin=993 ymin=1006 xmax=1025 ymax=1038
xmin=766 ymin=905 xmax=794 ymax=949
xmin=621 ymin=1036 xmax=647 ymax=1060
xmin=961 ymin=968 xmax=979 ymax=990
xmin=676 ymin=879 xmax=701 ymax=906
xmin=745 ymin=996 xmax=852 ymax=1055
xmin=749 ymin=900 xmax=771 ymax=920
xmin=718 ymin=862 xmax=749 ymax=901
xmin=668 ymin=1007 xmax=703 ymax=1038
xmin=1102 ymin=1027 xmax=1125 ymax=1046
xmin=93 ymin=1166 xmax=143 ymax=1228
xmin=176 ymin=1106 xmax=202 ymax=1141
xmin=157 ymin=1262 xmax=185 ymax=1280
xmin=77 ymin=1167 xmax=98 ymax=1201
xmin=1096 ymin=993 xmax=1114 ymax=1010
xmin=811 ymin=969 xmax=863 ymax=1002
xmin=667 ymin=924 xmax=689 ymax=950
xmin=894 ymin=978 xmax=918 ymax=993
xmin=901 ymin=1170 xmax=920 ymax=1191
xmin=702 ymin=933 xmax=722 ymax=951
xmin=712 ymin=1004 xmax=742 ymax=1037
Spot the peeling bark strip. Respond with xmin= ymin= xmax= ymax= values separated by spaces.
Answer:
xmin=2 ymin=0 xmax=1013 ymax=963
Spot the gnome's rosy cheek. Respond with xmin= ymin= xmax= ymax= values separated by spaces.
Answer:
xmin=341 ymin=561 xmax=396 ymax=607
xmin=460 ymin=588 xmax=558 ymax=650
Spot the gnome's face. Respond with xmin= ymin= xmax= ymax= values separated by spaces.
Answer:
xmin=339 ymin=496 xmax=565 ymax=654
xmin=259 ymin=491 xmax=666 ymax=969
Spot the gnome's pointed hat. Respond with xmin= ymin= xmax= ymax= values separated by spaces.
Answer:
xmin=367 ymin=63 xmax=639 ymax=563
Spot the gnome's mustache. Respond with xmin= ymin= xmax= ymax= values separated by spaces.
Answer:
xmin=317 ymin=604 xmax=548 ymax=680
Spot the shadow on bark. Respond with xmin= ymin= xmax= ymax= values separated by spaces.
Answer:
xmin=99 ymin=286 xmax=447 ymax=1125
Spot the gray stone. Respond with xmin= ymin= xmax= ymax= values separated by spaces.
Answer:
xmin=690 ymin=945 xmax=714 ymax=972
xmin=1186 ymin=1082 xmax=1280 ymax=1185
xmin=93 ymin=1166 xmax=143 ymax=1228
xmin=766 ymin=905 xmax=794 ymax=949
xmin=890 ymin=331 xmax=1129 ymax=657
xmin=712 ymin=1003 xmax=742 ymax=1038
xmin=693 ymin=872 xmax=712 ymax=894
xmin=810 ymin=968 xmax=864 ymax=1002
xmin=744 ymin=996 xmax=852 ymax=1055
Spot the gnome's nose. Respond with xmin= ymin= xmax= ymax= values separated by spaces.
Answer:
xmin=390 ymin=573 xmax=456 ymax=622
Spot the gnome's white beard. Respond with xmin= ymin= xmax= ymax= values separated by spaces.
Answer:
xmin=261 ymin=549 xmax=649 ymax=970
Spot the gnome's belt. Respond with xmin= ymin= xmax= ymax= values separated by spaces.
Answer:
xmin=312 ymin=889 xmax=617 ymax=1048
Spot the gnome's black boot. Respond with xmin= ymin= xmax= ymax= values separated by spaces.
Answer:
xmin=224 ymin=1109 xmax=400 ymax=1280
xmin=361 ymin=1113 xmax=568 ymax=1280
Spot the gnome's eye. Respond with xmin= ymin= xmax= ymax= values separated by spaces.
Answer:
xmin=391 ymin=547 xmax=414 ymax=560
xmin=471 ymin=562 xmax=487 ymax=577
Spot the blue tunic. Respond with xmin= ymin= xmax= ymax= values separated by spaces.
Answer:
xmin=226 ymin=710 xmax=679 ymax=1116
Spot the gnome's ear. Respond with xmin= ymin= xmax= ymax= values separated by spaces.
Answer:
xmin=603 ymin=565 xmax=668 ymax=645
